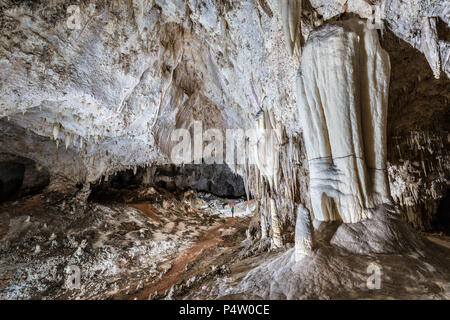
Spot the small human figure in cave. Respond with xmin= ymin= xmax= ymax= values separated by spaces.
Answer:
xmin=231 ymin=205 xmax=235 ymax=218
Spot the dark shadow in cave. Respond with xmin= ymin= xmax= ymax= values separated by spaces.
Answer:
xmin=0 ymin=162 xmax=24 ymax=203
xmin=0 ymin=153 xmax=50 ymax=203
xmin=89 ymin=163 xmax=246 ymax=203
xmin=433 ymin=189 xmax=450 ymax=236
xmin=381 ymin=28 xmax=450 ymax=136
xmin=437 ymin=17 xmax=450 ymax=43
xmin=152 ymin=163 xmax=246 ymax=198
xmin=109 ymin=169 xmax=144 ymax=190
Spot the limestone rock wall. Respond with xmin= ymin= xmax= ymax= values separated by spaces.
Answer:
xmin=0 ymin=0 xmax=299 ymax=182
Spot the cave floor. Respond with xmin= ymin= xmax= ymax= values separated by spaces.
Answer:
xmin=0 ymin=187 xmax=253 ymax=299
xmin=0 ymin=187 xmax=449 ymax=300
xmin=179 ymin=234 xmax=450 ymax=300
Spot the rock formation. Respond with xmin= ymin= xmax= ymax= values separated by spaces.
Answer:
xmin=297 ymin=19 xmax=391 ymax=223
xmin=0 ymin=0 xmax=449 ymax=300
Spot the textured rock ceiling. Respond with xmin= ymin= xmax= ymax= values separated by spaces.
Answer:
xmin=1 ymin=0 xmax=298 ymax=182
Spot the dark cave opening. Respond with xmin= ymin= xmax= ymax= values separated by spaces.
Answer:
xmin=109 ymin=169 xmax=144 ymax=190
xmin=151 ymin=164 xmax=246 ymax=198
xmin=0 ymin=154 xmax=50 ymax=203
xmin=437 ymin=17 xmax=450 ymax=43
xmin=89 ymin=163 xmax=246 ymax=203
xmin=0 ymin=162 xmax=24 ymax=203
xmin=434 ymin=189 xmax=450 ymax=235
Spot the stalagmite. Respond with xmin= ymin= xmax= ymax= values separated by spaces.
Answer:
xmin=260 ymin=210 xmax=268 ymax=239
xmin=297 ymin=19 xmax=391 ymax=223
xmin=65 ymin=134 xmax=72 ymax=150
xmin=294 ymin=205 xmax=313 ymax=262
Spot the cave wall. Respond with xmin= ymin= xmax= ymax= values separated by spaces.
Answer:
xmin=0 ymin=152 xmax=50 ymax=202
xmin=383 ymin=30 xmax=450 ymax=230
xmin=0 ymin=119 xmax=85 ymax=186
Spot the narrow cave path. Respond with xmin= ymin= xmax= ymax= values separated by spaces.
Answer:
xmin=128 ymin=217 xmax=236 ymax=300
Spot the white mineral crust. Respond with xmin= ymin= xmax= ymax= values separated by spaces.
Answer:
xmin=297 ymin=20 xmax=391 ymax=223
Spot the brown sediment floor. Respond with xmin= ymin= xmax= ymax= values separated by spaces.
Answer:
xmin=124 ymin=216 xmax=249 ymax=300
xmin=0 ymin=187 xmax=252 ymax=300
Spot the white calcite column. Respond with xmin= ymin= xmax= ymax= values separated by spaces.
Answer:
xmin=297 ymin=19 xmax=391 ymax=223
xmin=270 ymin=198 xmax=283 ymax=248
xmin=295 ymin=205 xmax=313 ymax=261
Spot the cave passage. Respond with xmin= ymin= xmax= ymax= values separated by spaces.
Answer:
xmin=0 ymin=0 xmax=449 ymax=302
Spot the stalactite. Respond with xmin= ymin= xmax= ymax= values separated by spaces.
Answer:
xmin=242 ymin=106 xmax=309 ymax=248
xmin=53 ymin=124 xmax=60 ymax=141
xmin=421 ymin=17 xmax=441 ymax=79
xmin=65 ymin=134 xmax=72 ymax=150
xmin=278 ymin=0 xmax=302 ymax=60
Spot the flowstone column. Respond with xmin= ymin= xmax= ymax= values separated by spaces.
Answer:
xmin=296 ymin=19 xmax=391 ymax=223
